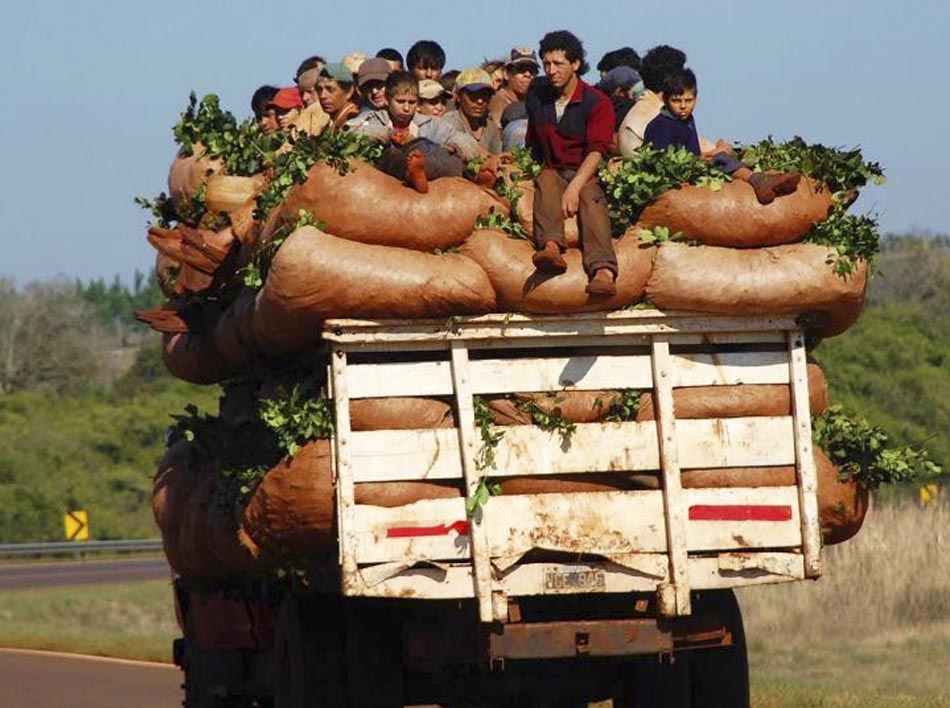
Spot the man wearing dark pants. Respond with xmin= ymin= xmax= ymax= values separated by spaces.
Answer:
xmin=526 ymin=30 xmax=617 ymax=295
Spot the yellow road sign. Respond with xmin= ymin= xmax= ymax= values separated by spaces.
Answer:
xmin=64 ymin=510 xmax=89 ymax=541
xmin=919 ymin=484 xmax=940 ymax=506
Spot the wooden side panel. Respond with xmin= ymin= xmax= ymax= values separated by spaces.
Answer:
xmin=344 ymin=350 xmax=789 ymax=399
xmin=348 ymin=417 xmax=795 ymax=483
xmin=350 ymin=487 xmax=802 ymax=565
xmin=353 ymin=552 xmax=805 ymax=600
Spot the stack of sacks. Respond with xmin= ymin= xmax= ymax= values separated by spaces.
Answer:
xmin=153 ymin=363 xmax=867 ymax=580
xmin=146 ymin=146 xmax=874 ymax=580
xmin=149 ymin=149 xmax=867 ymax=385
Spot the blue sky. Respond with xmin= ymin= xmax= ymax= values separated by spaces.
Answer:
xmin=1 ymin=0 xmax=946 ymax=284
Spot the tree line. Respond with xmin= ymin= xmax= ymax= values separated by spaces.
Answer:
xmin=0 ymin=236 xmax=946 ymax=542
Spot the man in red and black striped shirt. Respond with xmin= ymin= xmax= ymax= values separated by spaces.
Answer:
xmin=526 ymin=30 xmax=617 ymax=296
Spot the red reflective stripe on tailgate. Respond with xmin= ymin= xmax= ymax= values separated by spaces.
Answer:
xmin=386 ymin=520 xmax=470 ymax=538
xmin=689 ymin=505 xmax=793 ymax=522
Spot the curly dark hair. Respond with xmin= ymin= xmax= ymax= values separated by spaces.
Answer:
xmin=538 ymin=30 xmax=590 ymax=75
xmin=376 ymin=48 xmax=404 ymax=68
xmin=597 ymin=47 xmax=641 ymax=73
xmin=251 ymin=85 xmax=278 ymax=119
xmin=639 ymin=45 xmax=687 ymax=93
xmin=664 ymin=68 xmax=697 ymax=96
xmin=406 ymin=40 xmax=446 ymax=71
xmin=294 ymin=55 xmax=326 ymax=81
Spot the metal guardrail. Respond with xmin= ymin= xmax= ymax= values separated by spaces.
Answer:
xmin=0 ymin=539 xmax=163 ymax=558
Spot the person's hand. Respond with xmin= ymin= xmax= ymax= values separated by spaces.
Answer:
xmin=715 ymin=139 xmax=733 ymax=154
xmin=561 ymin=183 xmax=581 ymax=218
xmin=391 ymin=129 xmax=415 ymax=146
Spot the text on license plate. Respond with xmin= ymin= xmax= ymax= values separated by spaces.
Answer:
xmin=543 ymin=566 xmax=606 ymax=593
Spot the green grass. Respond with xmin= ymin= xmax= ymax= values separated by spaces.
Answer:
xmin=0 ymin=579 xmax=179 ymax=663
xmin=748 ymin=628 xmax=950 ymax=706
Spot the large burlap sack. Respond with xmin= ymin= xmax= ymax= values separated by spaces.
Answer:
xmin=155 ymin=253 xmax=180 ymax=299
xmin=638 ymin=177 xmax=837 ymax=247
xmin=239 ymin=440 xmax=462 ymax=563
xmin=506 ymin=179 xmax=579 ymax=247
xmin=179 ymin=226 xmax=236 ymax=274
xmin=205 ymin=174 xmax=267 ymax=243
xmin=168 ymin=146 xmax=223 ymax=217
xmin=175 ymin=470 xmax=228 ymax=579
xmin=252 ymin=226 xmax=496 ymax=357
xmin=461 ymin=229 xmax=654 ymax=313
xmin=147 ymin=226 xmax=185 ymax=262
xmin=211 ymin=291 xmax=257 ymax=373
xmin=814 ymin=446 xmax=870 ymax=545
xmin=175 ymin=469 xmax=259 ymax=580
xmin=240 ymin=440 xmax=337 ymax=562
xmin=636 ymin=363 xmax=829 ymax=421
xmin=487 ymin=391 xmax=624 ymax=426
xmin=152 ymin=442 xmax=202 ymax=576
xmin=267 ymin=161 xmax=506 ymax=251
xmin=350 ymin=398 xmax=455 ymax=431
xmin=646 ymin=242 xmax=868 ymax=337
xmin=162 ymin=332 xmax=238 ymax=385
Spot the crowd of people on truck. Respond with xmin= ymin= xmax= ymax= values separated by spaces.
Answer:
xmin=247 ymin=30 xmax=801 ymax=297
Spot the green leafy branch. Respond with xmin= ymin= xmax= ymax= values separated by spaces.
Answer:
xmin=511 ymin=393 xmax=576 ymax=442
xmin=599 ymin=389 xmax=642 ymax=422
xmin=259 ymin=385 xmax=335 ymax=457
xmin=735 ymin=136 xmax=885 ymax=194
xmin=475 ymin=206 xmax=528 ymax=240
xmin=804 ymin=207 xmax=882 ymax=276
xmin=637 ymin=225 xmax=687 ymax=245
xmin=598 ymin=146 xmax=731 ymax=235
xmin=812 ymin=405 xmax=941 ymax=488
xmin=134 ymin=183 xmax=209 ymax=229
xmin=467 ymin=396 xmax=504 ymax=517
xmin=254 ymin=130 xmax=383 ymax=220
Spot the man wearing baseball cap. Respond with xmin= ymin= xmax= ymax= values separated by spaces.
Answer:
xmin=443 ymin=69 xmax=503 ymax=154
xmin=417 ymin=79 xmax=450 ymax=117
xmin=317 ymin=63 xmax=360 ymax=130
xmin=489 ymin=47 xmax=539 ymax=132
xmin=268 ymin=87 xmax=304 ymax=131
xmin=356 ymin=57 xmax=393 ymax=114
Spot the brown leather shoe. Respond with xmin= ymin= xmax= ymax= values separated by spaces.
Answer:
xmin=532 ymin=240 xmax=567 ymax=272
xmin=748 ymin=171 xmax=801 ymax=205
xmin=585 ymin=268 xmax=617 ymax=296
xmin=405 ymin=149 xmax=429 ymax=194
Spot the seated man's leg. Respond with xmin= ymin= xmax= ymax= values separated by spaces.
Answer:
xmin=410 ymin=138 xmax=465 ymax=180
xmin=712 ymin=152 xmax=801 ymax=205
xmin=531 ymin=168 xmax=568 ymax=272
xmin=577 ymin=179 xmax=618 ymax=295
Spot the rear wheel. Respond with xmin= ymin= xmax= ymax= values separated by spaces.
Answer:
xmin=614 ymin=590 xmax=749 ymax=708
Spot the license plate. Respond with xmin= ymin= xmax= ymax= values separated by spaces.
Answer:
xmin=543 ymin=566 xmax=606 ymax=593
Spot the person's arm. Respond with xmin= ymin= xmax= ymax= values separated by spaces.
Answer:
xmin=562 ymin=90 xmax=614 ymax=217
xmin=561 ymin=151 xmax=602 ymax=218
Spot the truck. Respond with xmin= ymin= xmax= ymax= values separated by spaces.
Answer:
xmin=171 ymin=308 xmax=828 ymax=708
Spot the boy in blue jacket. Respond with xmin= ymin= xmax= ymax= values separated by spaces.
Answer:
xmin=644 ymin=68 xmax=800 ymax=204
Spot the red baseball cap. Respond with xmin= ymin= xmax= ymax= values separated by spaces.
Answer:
xmin=269 ymin=87 xmax=304 ymax=110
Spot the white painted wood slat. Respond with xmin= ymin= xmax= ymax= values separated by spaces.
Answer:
xmin=344 ymin=350 xmax=789 ymax=399
xmin=347 ymin=417 xmax=795 ymax=483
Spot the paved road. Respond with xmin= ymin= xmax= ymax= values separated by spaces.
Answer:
xmin=0 ymin=649 xmax=180 ymax=708
xmin=0 ymin=558 xmax=171 ymax=590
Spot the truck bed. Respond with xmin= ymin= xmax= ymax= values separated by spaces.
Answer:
xmin=323 ymin=310 xmax=821 ymax=622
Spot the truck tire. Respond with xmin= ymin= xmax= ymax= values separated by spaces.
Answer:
xmin=688 ymin=590 xmax=749 ymax=708
xmin=614 ymin=590 xmax=749 ymax=708
xmin=273 ymin=595 xmax=346 ymax=708
xmin=341 ymin=601 xmax=406 ymax=708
